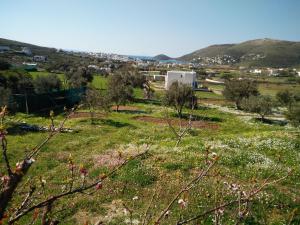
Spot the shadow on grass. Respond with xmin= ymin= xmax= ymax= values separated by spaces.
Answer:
xmin=254 ymin=118 xmax=288 ymax=126
xmin=6 ymin=123 xmax=27 ymax=135
xmin=175 ymin=113 xmax=223 ymax=122
xmin=134 ymin=98 xmax=162 ymax=106
xmin=102 ymin=119 xmax=135 ymax=128
xmin=113 ymin=109 xmax=147 ymax=114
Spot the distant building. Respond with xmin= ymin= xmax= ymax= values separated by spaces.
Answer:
xmin=165 ymin=71 xmax=197 ymax=89
xmin=21 ymin=47 xmax=32 ymax=56
xmin=250 ymin=69 xmax=262 ymax=74
xmin=0 ymin=46 xmax=10 ymax=52
xmin=267 ymin=68 xmax=279 ymax=76
xmin=33 ymin=55 xmax=47 ymax=62
xmin=22 ymin=62 xmax=37 ymax=71
xmin=88 ymin=65 xmax=99 ymax=70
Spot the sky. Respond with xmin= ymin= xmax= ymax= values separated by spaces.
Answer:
xmin=1 ymin=0 xmax=300 ymax=57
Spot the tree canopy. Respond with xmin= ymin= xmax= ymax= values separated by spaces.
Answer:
xmin=107 ymin=73 xmax=134 ymax=111
xmin=223 ymin=79 xmax=259 ymax=109
xmin=164 ymin=81 xmax=197 ymax=118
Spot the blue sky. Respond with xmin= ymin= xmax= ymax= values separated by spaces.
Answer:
xmin=1 ymin=0 xmax=300 ymax=57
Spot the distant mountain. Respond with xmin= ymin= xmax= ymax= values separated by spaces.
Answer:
xmin=153 ymin=54 xmax=173 ymax=61
xmin=0 ymin=38 xmax=58 ymax=55
xmin=179 ymin=39 xmax=300 ymax=67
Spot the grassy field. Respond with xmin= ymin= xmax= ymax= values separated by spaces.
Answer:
xmin=2 ymin=98 xmax=300 ymax=224
xmin=92 ymin=75 xmax=108 ymax=89
xmin=203 ymin=77 xmax=300 ymax=98
xmin=3 ymin=73 xmax=299 ymax=224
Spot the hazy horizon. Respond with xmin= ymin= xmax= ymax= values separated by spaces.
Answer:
xmin=1 ymin=0 xmax=300 ymax=57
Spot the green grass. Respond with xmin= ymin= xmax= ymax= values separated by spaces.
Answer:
xmin=92 ymin=75 xmax=108 ymax=89
xmin=2 ymin=99 xmax=300 ymax=224
xmin=259 ymin=82 xmax=300 ymax=96
xmin=2 ymin=73 xmax=300 ymax=224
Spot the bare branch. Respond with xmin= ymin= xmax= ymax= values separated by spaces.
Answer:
xmin=9 ymin=148 xmax=150 ymax=224
xmin=177 ymin=172 xmax=291 ymax=225
xmin=154 ymin=159 xmax=217 ymax=224
xmin=1 ymin=134 xmax=12 ymax=176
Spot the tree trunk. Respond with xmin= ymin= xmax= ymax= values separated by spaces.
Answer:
xmin=25 ymin=92 xmax=29 ymax=114
xmin=0 ymin=161 xmax=31 ymax=219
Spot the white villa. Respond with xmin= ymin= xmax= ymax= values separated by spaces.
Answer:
xmin=250 ymin=69 xmax=262 ymax=74
xmin=33 ymin=55 xmax=47 ymax=62
xmin=165 ymin=71 xmax=196 ymax=89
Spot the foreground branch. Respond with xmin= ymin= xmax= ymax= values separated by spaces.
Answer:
xmin=0 ymin=107 xmax=76 ymax=219
xmin=154 ymin=159 xmax=217 ymax=224
xmin=9 ymin=148 xmax=149 ymax=224
xmin=177 ymin=172 xmax=291 ymax=225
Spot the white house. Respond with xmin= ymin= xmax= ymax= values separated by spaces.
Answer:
xmin=165 ymin=71 xmax=196 ymax=89
xmin=250 ymin=69 xmax=262 ymax=74
xmin=33 ymin=55 xmax=47 ymax=62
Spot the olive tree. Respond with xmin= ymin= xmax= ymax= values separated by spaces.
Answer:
xmin=66 ymin=67 xmax=93 ymax=88
xmin=223 ymin=79 xmax=259 ymax=109
xmin=34 ymin=74 xmax=62 ymax=94
xmin=276 ymin=90 xmax=295 ymax=110
xmin=107 ymin=73 xmax=134 ymax=111
xmin=82 ymin=86 xmax=110 ymax=124
xmin=241 ymin=95 xmax=275 ymax=121
xmin=164 ymin=81 xmax=197 ymax=118
xmin=285 ymin=103 xmax=300 ymax=127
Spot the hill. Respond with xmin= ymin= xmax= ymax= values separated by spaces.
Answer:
xmin=153 ymin=54 xmax=173 ymax=61
xmin=179 ymin=38 xmax=300 ymax=67
xmin=0 ymin=38 xmax=96 ymax=71
xmin=0 ymin=38 xmax=58 ymax=55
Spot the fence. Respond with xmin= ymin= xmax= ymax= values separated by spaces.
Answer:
xmin=11 ymin=88 xmax=86 ymax=113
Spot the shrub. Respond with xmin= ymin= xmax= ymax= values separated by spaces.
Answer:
xmin=241 ymin=95 xmax=275 ymax=120
xmin=107 ymin=73 xmax=134 ymax=111
xmin=164 ymin=81 xmax=197 ymax=118
xmin=34 ymin=74 xmax=62 ymax=94
xmin=66 ymin=67 xmax=93 ymax=88
xmin=223 ymin=79 xmax=259 ymax=109
xmin=276 ymin=89 xmax=295 ymax=109
xmin=286 ymin=103 xmax=300 ymax=127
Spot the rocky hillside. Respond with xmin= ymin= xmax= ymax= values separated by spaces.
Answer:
xmin=179 ymin=39 xmax=300 ymax=67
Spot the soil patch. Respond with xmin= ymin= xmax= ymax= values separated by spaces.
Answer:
xmin=134 ymin=116 xmax=219 ymax=130
xmin=69 ymin=111 xmax=105 ymax=119
xmin=111 ymin=105 xmax=140 ymax=111
xmin=94 ymin=151 xmax=125 ymax=168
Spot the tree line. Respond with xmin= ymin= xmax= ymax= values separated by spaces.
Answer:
xmin=223 ymin=78 xmax=300 ymax=125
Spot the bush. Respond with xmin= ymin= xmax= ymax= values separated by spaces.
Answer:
xmin=34 ymin=74 xmax=62 ymax=94
xmin=107 ymin=72 xmax=134 ymax=111
xmin=0 ymin=60 xmax=11 ymax=70
xmin=0 ymin=69 xmax=34 ymax=94
xmin=276 ymin=90 xmax=295 ymax=109
xmin=66 ymin=67 xmax=93 ymax=88
xmin=286 ymin=103 xmax=300 ymax=127
xmin=0 ymin=87 xmax=11 ymax=107
xmin=241 ymin=95 xmax=275 ymax=120
xmin=164 ymin=81 xmax=197 ymax=118
xmin=223 ymin=79 xmax=259 ymax=109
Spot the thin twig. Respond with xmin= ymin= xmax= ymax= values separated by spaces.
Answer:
xmin=177 ymin=172 xmax=291 ymax=225
xmin=154 ymin=159 xmax=217 ymax=224
xmin=9 ymin=148 xmax=149 ymax=224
